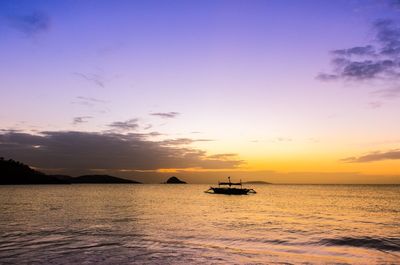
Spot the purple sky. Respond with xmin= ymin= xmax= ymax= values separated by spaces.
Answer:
xmin=0 ymin=0 xmax=400 ymax=183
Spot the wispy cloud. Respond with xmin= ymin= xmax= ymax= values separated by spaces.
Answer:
xmin=72 ymin=116 xmax=92 ymax=125
xmin=389 ymin=0 xmax=400 ymax=9
xmin=275 ymin=137 xmax=293 ymax=142
xmin=161 ymin=138 xmax=213 ymax=146
xmin=331 ymin=45 xmax=376 ymax=57
xmin=72 ymin=96 xmax=108 ymax=108
xmin=143 ymin=124 xmax=153 ymax=130
xmin=150 ymin=112 xmax=180 ymax=119
xmin=76 ymin=96 xmax=107 ymax=103
xmin=0 ymin=129 xmax=21 ymax=133
xmin=207 ymin=153 xmax=238 ymax=160
xmin=73 ymin=72 xmax=105 ymax=88
xmin=108 ymin=119 xmax=139 ymax=131
xmin=8 ymin=11 xmax=50 ymax=36
xmin=341 ymin=149 xmax=400 ymax=163
xmin=367 ymin=101 xmax=383 ymax=109
xmin=372 ymin=87 xmax=400 ymax=98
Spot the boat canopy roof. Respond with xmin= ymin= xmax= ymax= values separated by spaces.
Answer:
xmin=218 ymin=182 xmax=242 ymax=186
xmin=218 ymin=177 xmax=242 ymax=186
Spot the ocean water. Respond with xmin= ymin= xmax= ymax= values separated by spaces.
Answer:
xmin=0 ymin=184 xmax=399 ymax=264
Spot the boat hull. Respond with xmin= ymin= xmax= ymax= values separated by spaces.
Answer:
xmin=210 ymin=187 xmax=251 ymax=195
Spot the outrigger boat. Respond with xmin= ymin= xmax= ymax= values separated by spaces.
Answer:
xmin=205 ymin=177 xmax=256 ymax=195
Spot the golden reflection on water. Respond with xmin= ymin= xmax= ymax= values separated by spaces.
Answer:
xmin=0 ymin=184 xmax=399 ymax=264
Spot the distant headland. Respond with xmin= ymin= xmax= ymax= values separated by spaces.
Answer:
xmin=0 ymin=158 xmax=140 ymax=185
xmin=243 ymin=181 xmax=272 ymax=184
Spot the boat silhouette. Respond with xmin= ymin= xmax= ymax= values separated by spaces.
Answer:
xmin=205 ymin=177 xmax=256 ymax=195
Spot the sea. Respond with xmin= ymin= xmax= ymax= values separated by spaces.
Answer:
xmin=0 ymin=184 xmax=399 ymax=264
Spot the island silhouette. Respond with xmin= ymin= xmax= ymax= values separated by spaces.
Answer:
xmin=243 ymin=181 xmax=271 ymax=184
xmin=0 ymin=157 xmax=140 ymax=184
xmin=164 ymin=176 xmax=187 ymax=184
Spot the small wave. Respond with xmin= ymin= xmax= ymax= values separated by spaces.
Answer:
xmin=318 ymin=236 xmax=400 ymax=251
xmin=243 ymin=238 xmax=291 ymax=245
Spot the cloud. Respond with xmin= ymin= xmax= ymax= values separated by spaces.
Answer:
xmin=161 ymin=138 xmax=213 ymax=146
xmin=372 ymin=87 xmax=400 ymax=98
xmin=73 ymin=72 xmax=105 ymax=88
xmin=318 ymin=18 xmax=400 ymax=88
xmin=390 ymin=0 xmax=400 ymax=9
xmin=108 ymin=119 xmax=139 ymax=131
xmin=76 ymin=96 xmax=107 ymax=103
xmin=275 ymin=137 xmax=293 ymax=142
xmin=150 ymin=112 xmax=180 ymax=118
xmin=341 ymin=60 xmax=394 ymax=80
xmin=72 ymin=116 xmax=92 ymax=125
xmin=207 ymin=153 xmax=238 ymax=160
xmin=8 ymin=11 xmax=50 ymax=35
xmin=375 ymin=19 xmax=400 ymax=56
xmin=332 ymin=45 xmax=376 ymax=57
xmin=367 ymin=101 xmax=383 ymax=109
xmin=316 ymin=73 xmax=338 ymax=81
xmin=341 ymin=149 xmax=400 ymax=163
xmin=0 ymin=129 xmax=22 ymax=135
xmin=0 ymin=131 xmax=243 ymax=173
xmin=71 ymin=96 xmax=107 ymax=107
xmin=143 ymin=124 xmax=152 ymax=130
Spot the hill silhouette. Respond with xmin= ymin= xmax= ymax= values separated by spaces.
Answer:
xmin=0 ymin=158 xmax=140 ymax=184
xmin=72 ymin=175 xmax=140 ymax=184
xmin=0 ymin=158 xmax=69 ymax=184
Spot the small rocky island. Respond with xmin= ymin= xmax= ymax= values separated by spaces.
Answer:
xmin=165 ymin=176 xmax=187 ymax=184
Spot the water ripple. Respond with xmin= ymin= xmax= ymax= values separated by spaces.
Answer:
xmin=1 ymin=184 xmax=399 ymax=264
xmin=318 ymin=236 xmax=400 ymax=251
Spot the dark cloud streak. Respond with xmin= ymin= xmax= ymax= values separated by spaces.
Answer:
xmin=8 ymin=11 xmax=50 ymax=35
xmin=161 ymin=138 xmax=213 ymax=146
xmin=150 ymin=112 xmax=180 ymax=119
xmin=71 ymin=96 xmax=109 ymax=113
xmin=108 ymin=119 xmax=139 ymax=131
xmin=76 ymin=96 xmax=107 ymax=103
xmin=390 ymin=0 xmax=400 ymax=8
xmin=372 ymin=87 xmax=400 ymax=98
xmin=332 ymin=45 xmax=376 ymax=57
xmin=341 ymin=149 xmax=400 ymax=163
xmin=73 ymin=72 xmax=105 ymax=88
xmin=72 ymin=116 xmax=92 ymax=125
xmin=0 ymin=131 xmax=243 ymax=172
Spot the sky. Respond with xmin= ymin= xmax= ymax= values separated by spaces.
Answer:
xmin=0 ymin=0 xmax=400 ymax=183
